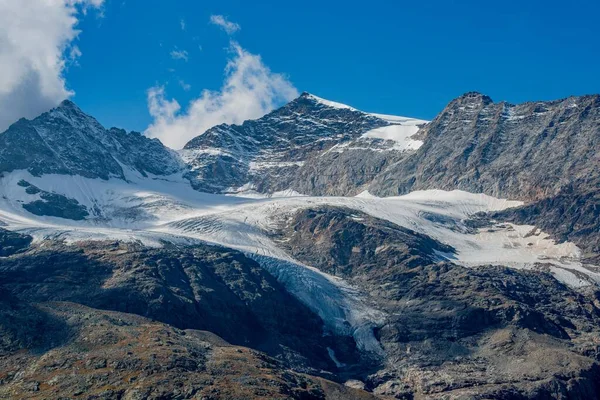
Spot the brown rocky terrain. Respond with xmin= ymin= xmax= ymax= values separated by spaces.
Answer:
xmin=0 ymin=301 xmax=376 ymax=400
xmin=0 ymin=233 xmax=380 ymax=399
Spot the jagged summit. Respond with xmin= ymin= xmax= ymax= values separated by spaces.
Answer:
xmin=370 ymin=91 xmax=600 ymax=200
xmin=457 ymin=91 xmax=493 ymax=100
xmin=49 ymin=99 xmax=89 ymax=119
xmin=0 ymin=99 xmax=181 ymax=180
xmin=57 ymin=98 xmax=80 ymax=109
xmin=450 ymin=91 xmax=494 ymax=107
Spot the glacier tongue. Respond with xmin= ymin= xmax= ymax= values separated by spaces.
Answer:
xmin=252 ymin=255 xmax=386 ymax=355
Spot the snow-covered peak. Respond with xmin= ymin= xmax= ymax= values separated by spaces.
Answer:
xmin=43 ymin=98 xmax=105 ymax=133
xmin=0 ymin=99 xmax=182 ymax=181
xmin=300 ymin=92 xmax=428 ymax=126
xmin=300 ymin=92 xmax=359 ymax=111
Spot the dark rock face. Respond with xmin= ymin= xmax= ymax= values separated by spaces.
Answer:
xmin=0 ymin=288 xmax=69 ymax=354
xmin=182 ymin=92 xmax=411 ymax=195
xmin=274 ymin=207 xmax=454 ymax=279
xmin=0 ymin=241 xmax=358 ymax=373
xmin=18 ymin=181 xmax=89 ymax=220
xmin=182 ymin=91 xmax=599 ymax=200
xmin=0 ymin=302 xmax=377 ymax=400
xmin=370 ymin=92 xmax=600 ymax=201
xmin=0 ymin=100 xmax=182 ymax=180
xmin=0 ymin=229 xmax=32 ymax=257
xmin=274 ymin=207 xmax=600 ymax=399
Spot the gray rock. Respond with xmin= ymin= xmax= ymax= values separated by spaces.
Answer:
xmin=0 ymin=100 xmax=182 ymax=180
xmin=19 ymin=181 xmax=89 ymax=220
xmin=370 ymin=92 xmax=600 ymax=201
xmin=0 ymin=228 xmax=32 ymax=257
xmin=182 ymin=92 xmax=415 ymax=195
xmin=0 ymin=240 xmax=357 ymax=374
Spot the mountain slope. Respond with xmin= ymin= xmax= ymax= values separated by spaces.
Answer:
xmin=182 ymin=92 xmax=427 ymax=196
xmin=369 ymin=92 xmax=600 ymax=200
xmin=272 ymin=207 xmax=600 ymax=399
xmin=490 ymin=177 xmax=600 ymax=264
xmin=0 ymin=300 xmax=376 ymax=400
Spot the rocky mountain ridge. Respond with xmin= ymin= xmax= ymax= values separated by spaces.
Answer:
xmin=369 ymin=92 xmax=600 ymax=201
xmin=0 ymin=91 xmax=599 ymax=399
xmin=4 ymin=91 xmax=597 ymax=204
xmin=0 ymin=100 xmax=182 ymax=181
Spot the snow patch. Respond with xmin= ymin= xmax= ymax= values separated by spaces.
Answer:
xmin=361 ymin=124 xmax=423 ymax=151
xmin=305 ymin=94 xmax=357 ymax=111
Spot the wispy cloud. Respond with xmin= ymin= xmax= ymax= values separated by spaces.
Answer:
xmin=0 ymin=0 xmax=104 ymax=132
xmin=180 ymin=18 xmax=186 ymax=31
xmin=146 ymin=41 xmax=298 ymax=149
xmin=170 ymin=49 xmax=189 ymax=62
xmin=178 ymin=80 xmax=191 ymax=92
xmin=209 ymin=15 xmax=241 ymax=35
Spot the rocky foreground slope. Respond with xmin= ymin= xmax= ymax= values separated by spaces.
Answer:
xmin=0 ymin=301 xmax=373 ymax=400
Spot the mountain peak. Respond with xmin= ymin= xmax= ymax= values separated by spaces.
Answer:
xmin=56 ymin=99 xmax=82 ymax=111
xmin=293 ymin=92 xmax=358 ymax=111
xmin=456 ymin=91 xmax=494 ymax=105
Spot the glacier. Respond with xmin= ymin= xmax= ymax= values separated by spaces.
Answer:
xmin=1 ymin=168 xmax=599 ymax=355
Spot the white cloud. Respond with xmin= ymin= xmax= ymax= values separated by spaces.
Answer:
xmin=145 ymin=41 xmax=298 ymax=149
xmin=180 ymin=18 xmax=186 ymax=31
xmin=209 ymin=15 xmax=240 ymax=35
xmin=0 ymin=0 xmax=103 ymax=132
xmin=170 ymin=49 xmax=189 ymax=61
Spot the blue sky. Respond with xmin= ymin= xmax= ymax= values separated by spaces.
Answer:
xmin=10 ymin=0 xmax=600 ymax=146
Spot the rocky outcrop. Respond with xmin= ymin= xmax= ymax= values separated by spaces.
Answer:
xmin=0 ymin=229 xmax=32 ymax=257
xmin=18 ymin=180 xmax=89 ymax=220
xmin=286 ymin=149 xmax=404 ymax=197
xmin=370 ymin=92 xmax=600 ymax=201
xmin=274 ymin=207 xmax=454 ymax=279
